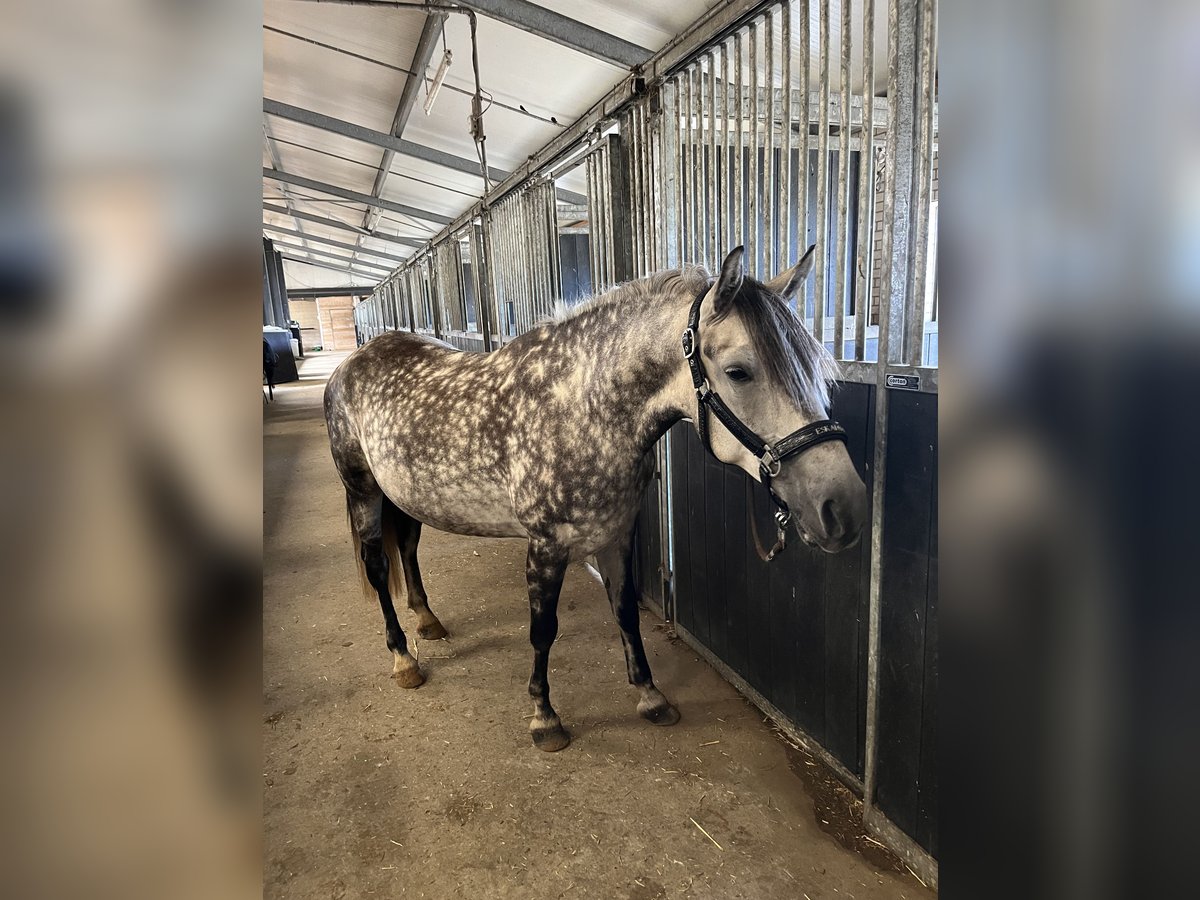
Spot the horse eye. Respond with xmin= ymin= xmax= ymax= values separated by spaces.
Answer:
xmin=725 ymin=367 xmax=752 ymax=383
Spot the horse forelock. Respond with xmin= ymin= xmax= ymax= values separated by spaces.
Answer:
xmin=712 ymin=279 xmax=839 ymax=415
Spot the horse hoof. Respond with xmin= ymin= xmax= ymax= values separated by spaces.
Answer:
xmin=392 ymin=660 xmax=425 ymax=689
xmin=639 ymin=700 xmax=681 ymax=726
xmin=418 ymin=621 xmax=449 ymax=640
xmin=530 ymin=721 xmax=571 ymax=752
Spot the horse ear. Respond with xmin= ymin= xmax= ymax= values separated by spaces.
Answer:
xmin=711 ymin=246 xmax=745 ymax=317
xmin=765 ymin=243 xmax=818 ymax=302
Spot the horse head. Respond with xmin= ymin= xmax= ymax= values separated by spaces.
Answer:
xmin=688 ymin=245 xmax=867 ymax=553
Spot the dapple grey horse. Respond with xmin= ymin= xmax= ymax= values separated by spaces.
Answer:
xmin=324 ymin=246 xmax=866 ymax=751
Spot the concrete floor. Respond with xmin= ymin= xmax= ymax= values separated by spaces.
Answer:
xmin=264 ymin=350 xmax=931 ymax=900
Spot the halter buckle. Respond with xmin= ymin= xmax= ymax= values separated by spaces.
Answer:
xmin=681 ymin=327 xmax=697 ymax=359
xmin=759 ymin=445 xmax=782 ymax=479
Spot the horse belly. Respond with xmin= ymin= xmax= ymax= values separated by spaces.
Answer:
xmin=375 ymin=467 xmax=525 ymax=538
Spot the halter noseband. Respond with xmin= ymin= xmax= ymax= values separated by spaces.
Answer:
xmin=682 ymin=286 xmax=848 ymax=560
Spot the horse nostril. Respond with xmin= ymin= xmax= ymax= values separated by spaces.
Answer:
xmin=820 ymin=498 xmax=844 ymax=540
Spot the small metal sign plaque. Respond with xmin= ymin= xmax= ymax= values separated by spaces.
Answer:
xmin=886 ymin=373 xmax=921 ymax=391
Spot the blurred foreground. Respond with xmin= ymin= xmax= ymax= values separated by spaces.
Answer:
xmin=0 ymin=0 xmax=1195 ymax=897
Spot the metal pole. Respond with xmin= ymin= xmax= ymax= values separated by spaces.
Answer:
xmin=814 ymin=0 xmax=831 ymax=349
xmin=855 ymin=0 xmax=877 ymax=360
xmin=904 ymin=0 xmax=936 ymax=366
xmin=748 ymin=20 xmax=759 ymax=275
xmin=734 ymin=31 xmax=745 ymax=248
xmin=762 ymin=8 xmax=775 ymax=279
xmin=797 ymin=0 xmax=811 ymax=317
xmin=863 ymin=0 xmax=919 ymax=817
xmin=834 ymin=0 xmax=853 ymax=358
xmin=707 ymin=50 xmax=718 ymax=266
xmin=780 ymin=1 xmax=793 ymax=269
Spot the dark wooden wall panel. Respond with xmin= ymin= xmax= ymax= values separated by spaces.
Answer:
xmin=875 ymin=389 xmax=937 ymax=848
xmin=641 ymin=382 xmax=935 ymax=858
xmin=662 ymin=382 xmax=876 ymax=778
xmin=669 ymin=423 xmax=692 ymax=626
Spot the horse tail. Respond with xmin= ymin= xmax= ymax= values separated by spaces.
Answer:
xmin=346 ymin=492 xmax=407 ymax=603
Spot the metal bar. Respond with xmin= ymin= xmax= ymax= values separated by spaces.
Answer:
xmin=592 ymin=154 xmax=605 ymax=291
xmin=833 ymin=0 xmax=852 ymax=358
xmin=688 ymin=65 xmax=702 ymax=265
xmin=278 ymin=253 xmax=382 ymax=281
xmin=780 ymin=2 xmax=792 ymax=269
xmin=286 ymin=287 xmax=373 ymax=298
xmin=675 ymin=76 xmax=687 ymax=266
xmin=361 ymin=12 xmax=448 ymax=234
xmin=700 ymin=51 xmax=710 ymax=266
xmin=262 ymin=225 xmax=410 ymax=264
xmin=748 ymin=20 xmax=759 ymax=274
xmin=586 ymin=153 xmax=598 ymax=293
xmin=263 ymin=167 xmax=452 ymax=226
xmin=734 ymin=31 xmax=744 ymax=247
xmin=268 ymin=239 xmax=394 ymax=272
xmin=640 ymin=102 xmax=652 ymax=273
xmin=630 ymin=106 xmax=643 ymax=277
xmin=263 ymin=98 xmax=509 ymax=185
xmin=603 ymin=140 xmax=616 ymax=284
xmin=763 ymin=8 xmax=775 ymax=279
xmin=263 ymin=203 xmax=426 ymax=248
xmin=263 ymin=120 xmax=315 ymax=256
xmin=863 ymin=0 xmax=919 ymax=816
xmin=854 ymin=0 xmax=877 ymax=360
xmin=456 ymin=0 xmax=652 ymax=68
xmin=904 ymin=0 xmax=936 ymax=366
xmin=797 ymin=0 xmax=811 ymax=315
xmin=814 ymin=0 xmax=831 ymax=347
xmin=664 ymin=79 xmax=680 ymax=268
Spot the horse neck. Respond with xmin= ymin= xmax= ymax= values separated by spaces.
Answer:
xmin=550 ymin=285 xmax=695 ymax=454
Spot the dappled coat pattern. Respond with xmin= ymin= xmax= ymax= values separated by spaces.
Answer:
xmin=324 ymin=249 xmax=864 ymax=752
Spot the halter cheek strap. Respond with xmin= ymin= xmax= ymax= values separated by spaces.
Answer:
xmin=683 ymin=287 xmax=848 ymax=560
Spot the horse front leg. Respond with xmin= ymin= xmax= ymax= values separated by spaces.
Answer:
xmin=525 ymin=539 xmax=571 ymax=752
xmin=596 ymin=537 xmax=680 ymax=726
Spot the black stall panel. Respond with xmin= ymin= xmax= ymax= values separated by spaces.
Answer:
xmin=874 ymin=389 xmax=938 ymax=857
xmin=630 ymin=455 xmax=666 ymax=613
xmin=664 ymin=381 xmax=875 ymax=778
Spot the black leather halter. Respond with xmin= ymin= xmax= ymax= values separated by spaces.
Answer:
xmin=682 ymin=286 xmax=848 ymax=560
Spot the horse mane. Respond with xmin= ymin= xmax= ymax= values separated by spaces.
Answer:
xmin=541 ymin=266 xmax=711 ymax=325
xmin=542 ymin=264 xmax=838 ymax=414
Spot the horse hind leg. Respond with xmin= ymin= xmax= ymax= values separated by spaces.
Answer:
xmin=383 ymin=500 xmax=448 ymax=640
xmin=346 ymin=491 xmax=425 ymax=688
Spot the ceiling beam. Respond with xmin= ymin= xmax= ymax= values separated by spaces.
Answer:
xmin=457 ymin=0 xmax=652 ymax=69
xmin=263 ymin=99 xmax=588 ymax=207
xmin=278 ymin=253 xmax=383 ymax=282
xmin=287 ymin=286 xmax=374 ymax=298
xmin=365 ymin=12 xmax=447 ymax=225
xmin=263 ymin=119 xmax=314 ymax=253
xmin=270 ymin=240 xmax=395 ymax=273
xmin=263 ymin=224 xmax=410 ymax=264
xmin=263 ymin=167 xmax=452 ymax=227
xmin=264 ymin=98 xmax=508 ymax=185
xmin=263 ymin=203 xmax=426 ymax=248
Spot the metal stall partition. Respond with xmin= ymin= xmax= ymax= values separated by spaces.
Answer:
xmin=644 ymin=0 xmax=938 ymax=886
xmin=488 ymin=179 xmax=562 ymax=341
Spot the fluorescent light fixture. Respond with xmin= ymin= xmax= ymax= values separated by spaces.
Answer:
xmin=423 ymin=49 xmax=452 ymax=115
